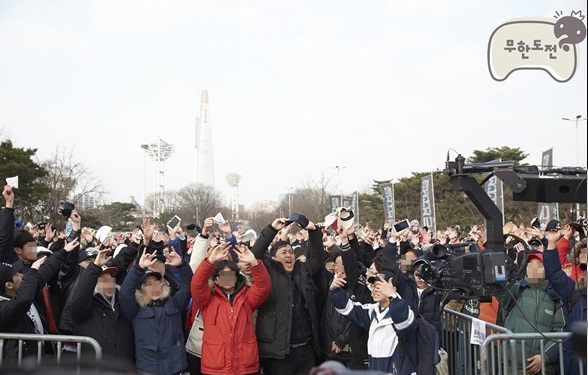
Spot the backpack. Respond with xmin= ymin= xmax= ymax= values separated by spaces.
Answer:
xmin=393 ymin=314 xmax=439 ymax=374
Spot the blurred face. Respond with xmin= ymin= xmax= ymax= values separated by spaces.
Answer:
xmin=97 ymin=274 xmax=116 ymax=300
xmin=399 ymin=251 xmax=417 ymax=273
xmin=216 ymin=266 xmax=237 ymax=293
xmin=141 ymin=275 xmax=163 ymax=300
xmin=272 ymin=245 xmax=295 ymax=273
xmin=526 ymin=259 xmax=545 ymax=283
xmin=18 ymin=242 xmax=38 ymax=262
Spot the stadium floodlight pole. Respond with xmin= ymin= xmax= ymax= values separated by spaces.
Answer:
xmin=141 ymin=139 xmax=175 ymax=217
xmin=562 ymin=115 xmax=587 ymax=166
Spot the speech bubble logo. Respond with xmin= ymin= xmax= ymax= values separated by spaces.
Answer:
xmin=488 ymin=11 xmax=586 ymax=83
xmin=553 ymin=10 xmax=586 ymax=51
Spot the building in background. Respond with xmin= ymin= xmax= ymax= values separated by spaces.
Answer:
xmin=79 ymin=193 xmax=96 ymax=210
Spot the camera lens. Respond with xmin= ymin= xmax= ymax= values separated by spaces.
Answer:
xmin=367 ymin=275 xmax=377 ymax=284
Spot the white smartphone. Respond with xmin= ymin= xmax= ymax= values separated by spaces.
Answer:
xmin=168 ymin=215 xmax=181 ymax=229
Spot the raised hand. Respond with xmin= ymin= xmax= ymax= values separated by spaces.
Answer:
xmin=70 ymin=210 xmax=81 ymax=231
xmin=218 ymin=220 xmax=232 ymax=236
xmin=373 ymin=274 xmax=396 ymax=298
xmin=271 ymin=218 xmax=287 ymax=231
xmin=329 ymin=272 xmax=347 ymax=291
xmin=165 ymin=247 xmax=183 ymax=267
xmin=138 ymin=249 xmax=158 ymax=270
xmin=31 ymin=256 xmax=47 ymax=270
xmin=142 ymin=218 xmax=157 ymax=244
xmin=234 ymin=245 xmax=257 ymax=266
xmin=64 ymin=238 xmax=80 ymax=253
xmin=2 ymin=185 xmax=14 ymax=208
xmin=45 ymin=223 xmax=56 ymax=242
xmin=208 ymin=242 xmax=232 ymax=263
xmin=94 ymin=249 xmax=112 ymax=267
xmin=202 ymin=217 xmax=214 ymax=236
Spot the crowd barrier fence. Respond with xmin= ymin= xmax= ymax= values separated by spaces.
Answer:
xmin=0 ymin=333 xmax=102 ymax=368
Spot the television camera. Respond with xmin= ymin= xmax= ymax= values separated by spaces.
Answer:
xmin=416 ymin=155 xmax=587 ymax=299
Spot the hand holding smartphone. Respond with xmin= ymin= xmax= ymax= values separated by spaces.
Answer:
xmin=168 ymin=215 xmax=181 ymax=230
xmin=392 ymin=219 xmax=410 ymax=233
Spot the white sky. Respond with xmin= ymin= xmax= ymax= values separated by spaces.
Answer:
xmin=1 ymin=0 xmax=587 ymax=208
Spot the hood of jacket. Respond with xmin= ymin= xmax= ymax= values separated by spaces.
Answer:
xmin=134 ymin=281 xmax=171 ymax=308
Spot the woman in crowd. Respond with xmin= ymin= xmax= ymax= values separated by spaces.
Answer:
xmin=191 ymin=240 xmax=271 ymax=375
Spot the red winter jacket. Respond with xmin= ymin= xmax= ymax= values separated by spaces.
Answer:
xmin=556 ymin=237 xmax=585 ymax=282
xmin=191 ymin=258 xmax=271 ymax=375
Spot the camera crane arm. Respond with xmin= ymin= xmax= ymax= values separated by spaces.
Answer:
xmin=445 ymin=154 xmax=587 ymax=253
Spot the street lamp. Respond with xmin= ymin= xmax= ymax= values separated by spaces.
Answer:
xmin=332 ymin=165 xmax=346 ymax=193
xmin=285 ymin=187 xmax=293 ymax=215
xmin=562 ymin=115 xmax=587 ymax=166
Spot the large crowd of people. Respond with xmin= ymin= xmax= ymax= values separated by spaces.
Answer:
xmin=1 ymin=184 xmax=586 ymax=375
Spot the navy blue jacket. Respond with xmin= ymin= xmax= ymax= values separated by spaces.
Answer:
xmin=544 ymin=247 xmax=587 ymax=375
xmin=120 ymin=263 xmax=192 ymax=375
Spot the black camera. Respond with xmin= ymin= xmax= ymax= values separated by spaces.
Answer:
xmin=57 ymin=201 xmax=75 ymax=218
xmin=419 ymin=243 xmax=510 ymax=298
xmin=37 ymin=222 xmax=47 ymax=230
xmin=367 ymin=275 xmax=378 ymax=284
xmin=186 ymin=223 xmax=202 ymax=232
xmin=285 ymin=213 xmax=309 ymax=229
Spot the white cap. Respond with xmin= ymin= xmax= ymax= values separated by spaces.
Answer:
xmin=96 ymin=226 xmax=112 ymax=243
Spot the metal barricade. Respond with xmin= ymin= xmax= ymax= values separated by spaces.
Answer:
xmin=0 ymin=333 xmax=102 ymax=368
xmin=480 ymin=332 xmax=585 ymax=375
xmin=442 ymin=308 xmax=512 ymax=375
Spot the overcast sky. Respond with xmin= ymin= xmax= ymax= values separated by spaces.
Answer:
xmin=1 ymin=0 xmax=586 ymax=208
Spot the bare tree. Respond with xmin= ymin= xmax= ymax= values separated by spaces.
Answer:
xmin=174 ymin=183 xmax=225 ymax=224
xmin=39 ymin=146 xmax=105 ymax=227
xmin=244 ymin=201 xmax=279 ymax=233
xmin=291 ymin=173 xmax=334 ymax=223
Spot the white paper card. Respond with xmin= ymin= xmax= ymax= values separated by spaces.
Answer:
xmin=6 ymin=176 xmax=18 ymax=189
xmin=470 ymin=317 xmax=487 ymax=346
xmin=213 ymin=212 xmax=225 ymax=224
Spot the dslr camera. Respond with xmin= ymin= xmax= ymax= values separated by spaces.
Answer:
xmin=57 ymin=201 xmax=75 ymax=219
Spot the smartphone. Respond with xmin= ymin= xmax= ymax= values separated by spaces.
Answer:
xmin=168 ymin=215 xmax=181 ymax=229
xmin=392 ymin=219 xmax=410 ymax=233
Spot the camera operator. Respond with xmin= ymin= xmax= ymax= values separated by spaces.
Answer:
xmin=497 ymin=251 xmax=565 ymax=375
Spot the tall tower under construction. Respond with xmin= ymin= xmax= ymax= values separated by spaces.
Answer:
xmin=195 ymin=90 xmax=215 ymax=187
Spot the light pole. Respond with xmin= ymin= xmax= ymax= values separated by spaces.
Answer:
xmin=332 ymin=165 xmax=346 ymax=193
xmin=141 ymin=139 xmax=175 ymax=217
xmin=285 ymin=187 xmax=293 ymax=215
xmin=226 ymin=173 xmax=241 ymax=221
xmin=562 ymin=114 xmax=587 ymax=166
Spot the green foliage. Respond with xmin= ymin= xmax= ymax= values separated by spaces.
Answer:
xmin=356 ymin=147 xmax=585 ymax=232
xmin=0 ymin=140 xmax=50 ymax=222
xmin=467 ymin=146 xmax=528 ymax=165
xmin=357 ymin=192 xmax=384 ymax=228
